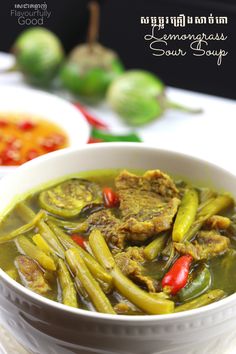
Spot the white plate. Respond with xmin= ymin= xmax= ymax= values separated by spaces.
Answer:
xmin=0 ymin=85 xmax=90 ymax=177
xmin=0 ymin=52 xmax=15 ymax=72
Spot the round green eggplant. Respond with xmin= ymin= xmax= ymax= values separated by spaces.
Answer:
xmin=13 ymin=27 xmax=64 ymax=86
xmin=107 ymin=70 xmax=165 ymax=126
xmin=39 ymin=178 xmax=102 ymax=218
xmin=107 ymin=70 xmax=202 ymax=126
xmin=60 ymin=43 xmax=124 ymax=101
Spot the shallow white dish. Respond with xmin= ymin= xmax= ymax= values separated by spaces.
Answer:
xmin=0 ymin=85 xmax=90 ymax=177
xmin=0 ymin=52 xmax=15 ymax=72
xmin=0 ymin=143 xmax=236 ymax=354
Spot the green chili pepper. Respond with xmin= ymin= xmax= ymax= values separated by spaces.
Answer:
xmin=91 ymin=128 xmax=142 ymax=143
xmin=178 ymin=265 xmax=212 ymax=302
xmin=175 ymin=289 xmax=225 ymax=312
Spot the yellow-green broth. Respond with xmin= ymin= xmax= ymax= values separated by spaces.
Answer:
xmin=0 ymin=169 xmax=235 ymax=314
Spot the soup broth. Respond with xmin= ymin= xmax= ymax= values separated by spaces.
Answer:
xmin=0 ymin=169 xmax=235 ymax=315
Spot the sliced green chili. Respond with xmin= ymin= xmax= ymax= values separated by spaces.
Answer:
xmin=178 ymin=266 xmax=212 ymax=302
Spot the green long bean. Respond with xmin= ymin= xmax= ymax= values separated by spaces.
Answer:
xmin=144 ymin=232 xmax=168 ymax=261
xmin=89 ymin=229 xmax=174 ymax=315
xmin=37 ymin=220 xmax=65 ymax=258
xmin=47 ymin=220 xmax=112 ymax=290
xmin=58 ymin=259 xmax=78 ymax=308
xmin=172 ymin=189 xmax=198 ymax=242
xmin=88 ymin=229 xmax=115 ymax=270
xmin=65 ymin=248 xmax=115 ymax=314
xmin=198 ymin=195 xmax=233 ymax=218
xmin=0 ymin=210 xmax=45 ymax=244
xmin=32 ymin=233 xmax=55 ymax=255
xmin=184 ymin=195 xmax=233 ymax=242
xmin=15 ymin=202 xmax=65 ymax=258
xmin=16 ymin=235 xmax=56 ymax=271
xmin=74 ymin=276 xmax=89 ymax=299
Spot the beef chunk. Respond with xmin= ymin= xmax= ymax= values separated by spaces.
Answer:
xmin=205 ymin=215 xmax=231 ymax=230
xmin=114 ymin=247 xmax=157 ymax=292
xmin=174 ymin=231 xmax=230 ymax=260
xmin=78 ymin=170 xmax=180 ymax=247
xmin=119 ymin=198 xmax=180 ymax=242
xmin=115 ymin=170 xmax=180 ymax=241
xmin=80 ymin=209 xmax=125 ymax=248
xmin=15 ymin=255 xmax=51 ymax=294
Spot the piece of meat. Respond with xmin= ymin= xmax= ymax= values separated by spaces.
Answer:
xmin=115 ymin=170 xmax=180 ymax=242
xmin=205 ymin=215 xmax=231 ymax=230
xmin=114 ymin=247 xmax=157 ymax=292
xmin=119 ymin=198 xmax=180 ymax=242
xmin=78 ymin=170 xmax=180 ymax=247
xmin=15 ymin=255 xmax=51 ymax=294
xmin=80 ymin=209 xmax=125 ymax=249
xmin=174 ymin=231 xmax=230 ymax=260
xmin=116 ymin=170 xmax=179 ymax=201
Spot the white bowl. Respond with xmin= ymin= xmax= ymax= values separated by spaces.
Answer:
xmin=0 ymin=85 xmax=90 ymax=177
xmin=0 ymin=143 xmax=236 ymax=354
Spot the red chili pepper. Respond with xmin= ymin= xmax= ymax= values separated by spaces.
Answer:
xmin=17 ymin=120 xmax=36 ymax=131
xmin=7 ymin=137 xmax=22 ymax=150
xmin=103 ymin=187 xmax=119 ymax=208
xmin=0 ymin=148 xmax=20 ymax=165
xmin=161 ymin=254 xmax=193 ymax=295
xmin=40 ymin=133 xmax=65 ymax=152
xmin=87 ymin=137 xmax=104 ymax=144
xmin=26 ymin=149 xmax=40 ymax=161
xmin=71 ymin=234 xmax=86 ymax=249
xmin=0 ymin=120 xmax=8 ymax=128
xmin=50 ymin=133 xmax=66 ymax=145
xmin=74 ymin=102 xmax=108 ymax=130
xmin=40 ymin=138 xmax=58 ymax=152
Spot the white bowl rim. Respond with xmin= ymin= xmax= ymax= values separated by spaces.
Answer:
xmin=0 ymin=142 xmax=236 ymax=323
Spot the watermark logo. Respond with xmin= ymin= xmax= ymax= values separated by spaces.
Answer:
xmin=11 ymin=2 xmax=51 ymax=25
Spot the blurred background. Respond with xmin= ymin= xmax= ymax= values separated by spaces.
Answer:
xmin=0 ymin=0 xmax=235 ymax=99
